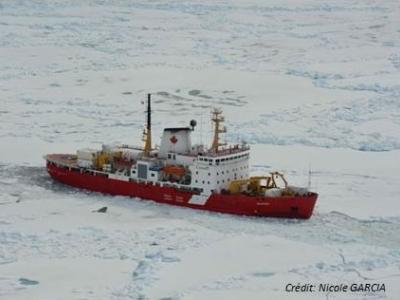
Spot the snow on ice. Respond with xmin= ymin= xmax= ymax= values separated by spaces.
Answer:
xmin=0 ymin=0 xmax=400 ymax=299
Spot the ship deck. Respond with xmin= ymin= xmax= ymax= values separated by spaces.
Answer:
xmin=46 ymin=154 xmax=78 ymax=167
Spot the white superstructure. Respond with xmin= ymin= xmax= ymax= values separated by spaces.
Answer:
xmin=76 ymin=95 xmax=251 ymax=195
xmin=189 ymin=147 xmax=250 ymax=193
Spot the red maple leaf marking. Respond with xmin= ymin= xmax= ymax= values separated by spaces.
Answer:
xmin=170 ymin=135 xmax=178 ymax=144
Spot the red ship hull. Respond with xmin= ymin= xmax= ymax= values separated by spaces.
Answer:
xmin=47 ymin=161 xmax=317 ymax=219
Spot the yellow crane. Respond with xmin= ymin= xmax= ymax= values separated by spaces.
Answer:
xmin=228 ymin=172 xmax=288 ymax=195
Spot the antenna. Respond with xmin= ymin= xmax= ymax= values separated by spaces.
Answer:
xmin=308 ymin=163 xmax=312 ymax=190
xmin=200 ymin=110 xmax=203 ymax=145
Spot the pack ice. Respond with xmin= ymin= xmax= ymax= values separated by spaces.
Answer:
xmin=1 ymin=0 xmax=399 ymax=299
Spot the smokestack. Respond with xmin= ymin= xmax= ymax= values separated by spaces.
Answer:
xmin=147 ymin=93 xmax=151 ymax=131
xmin=144 ymin=93 xmax=152 ymax=156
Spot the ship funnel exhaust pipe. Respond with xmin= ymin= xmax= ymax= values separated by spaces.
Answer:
xmin=144 ymin=93 xmax=152 ymax=156
xmin=147 ymin=93 xmax=151 ymax=131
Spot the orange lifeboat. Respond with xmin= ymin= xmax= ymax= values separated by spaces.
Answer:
xmin=163 ymin=165 xmax=186 ymax=177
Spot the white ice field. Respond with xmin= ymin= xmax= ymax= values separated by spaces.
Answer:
xmin=1 ymin=0 xmax=400 ymax=299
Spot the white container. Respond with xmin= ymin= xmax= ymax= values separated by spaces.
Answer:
xmin=77 ymin=148 xmax=98 ymax=160
xmin=77 ymin=159 xmax=93 ymax=168
xmin=102 ymin=144 xmax=120 ymax=153
xmin=121 ymin=148 xmax=141 ymax=161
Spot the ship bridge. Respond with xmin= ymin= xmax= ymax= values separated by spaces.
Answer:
xmin=190 ymin=144 xmax=250 ymax=194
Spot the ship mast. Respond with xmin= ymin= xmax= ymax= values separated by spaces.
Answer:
xmin=210 ymin=108 xmax=227 ymax=153
xmin=143 ymin=93 xmax=152 ymax=156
